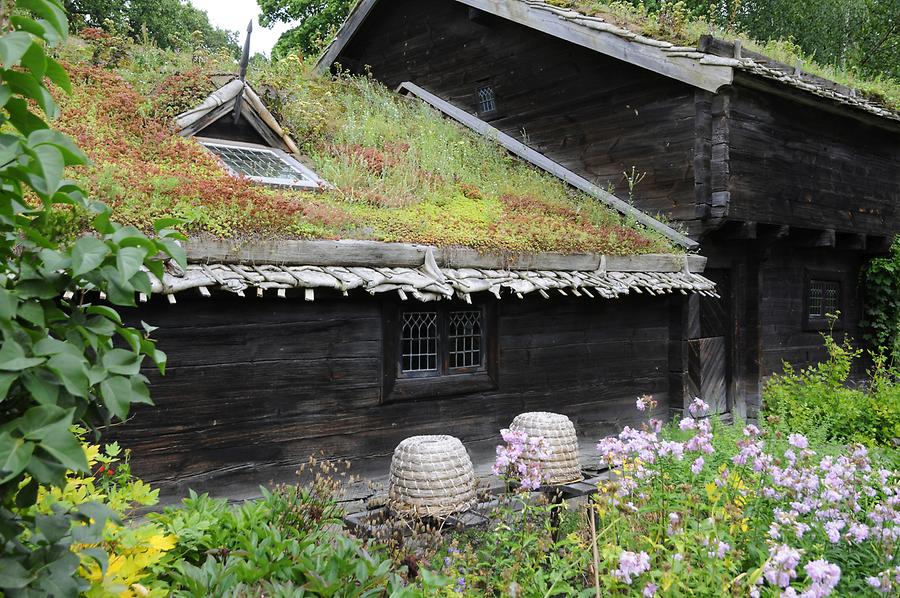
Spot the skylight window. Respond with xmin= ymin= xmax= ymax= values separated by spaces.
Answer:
xmin=198 ymin=139 xmax=326 ymax=190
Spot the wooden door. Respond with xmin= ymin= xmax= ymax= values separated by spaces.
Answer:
xmin=688 ymin=269 xmax=731 ymax=415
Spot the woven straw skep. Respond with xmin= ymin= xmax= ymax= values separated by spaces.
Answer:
xmin=388 ymin=435 xmax=476 ymax=517
xmin=510 ymin=412 xmax=582 ymax=484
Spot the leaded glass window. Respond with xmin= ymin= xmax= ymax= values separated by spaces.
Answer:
xmin=398 ymin=306 xmax=486 ymax=377
xmin=476 ymin=85 xmax=497 ymax=115
xmin=808 ymin=279 xmax=840 ymax=319
xmin=449 ymin=310 xmax=482 ymax=368
xmin=401 ymin=312 xmax=438 ymax=372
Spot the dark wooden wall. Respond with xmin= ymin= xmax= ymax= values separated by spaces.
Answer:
xmin=757 ymin=244 xmax=865 ymax=377
xmin=338 ymin=0 xmax=699 ymax=225
xmin=723 ymin=83 xmax=900 ymax=236
xmin=112 ymin=291 xmax=673 ymax=501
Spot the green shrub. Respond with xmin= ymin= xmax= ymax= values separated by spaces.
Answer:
xmin=763 ymin=331 xmax=900 ymax=449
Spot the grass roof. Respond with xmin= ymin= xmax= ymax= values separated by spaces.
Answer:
xmin=50 ymin=37 xmax=675 ymax=256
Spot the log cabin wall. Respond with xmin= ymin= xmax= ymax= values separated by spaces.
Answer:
xmin=756 ymin=243 xmax=866 ymax=380
xmin=337 ymin=0 xmax=700 ymax=226
xmin=723 ymin=83 xmax=900 ymax=236
xmin=113 ymin=291 xmax=674 ymax=501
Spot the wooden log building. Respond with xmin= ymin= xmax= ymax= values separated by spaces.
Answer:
xmin=319 ymin=0 xmax=900 ymax=419
xmin=107 ymin=70 xmax=721 ymax=501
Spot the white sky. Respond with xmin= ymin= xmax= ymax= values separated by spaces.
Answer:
xmin=188 ymin=0 xmax=296 ymax=56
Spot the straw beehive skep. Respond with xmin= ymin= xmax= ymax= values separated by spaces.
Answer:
xmin=387 ymin=435 xmax=476 ymax=517
xmin=510 ymin=412 xmax=582 ymax=484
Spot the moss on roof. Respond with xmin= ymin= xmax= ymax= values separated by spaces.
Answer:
xmin=50 ymin=39 xmax=676 ymax=256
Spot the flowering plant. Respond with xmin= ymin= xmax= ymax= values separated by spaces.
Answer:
xmin=586 ymin=396 xmax=899 ymax=596
xmin=492 ymin=429 xmax=553 ymax=491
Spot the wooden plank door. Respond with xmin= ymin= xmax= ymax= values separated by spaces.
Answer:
xmin=688 ymin=269 xmax=731 ymax=415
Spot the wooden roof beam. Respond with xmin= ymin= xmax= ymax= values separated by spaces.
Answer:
xmin=835 ymin=232 xmax=866 ymax=251
xmin=791 ymin=228 xmax=835 ymax=248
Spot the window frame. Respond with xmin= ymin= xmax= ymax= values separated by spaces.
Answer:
xmin=382 ymin=298 xmax=498 ymax=403
xmin=802 ymin=270 xmax=845 ymax=331
xmin=195 ymin=136 xmax=328 ymax=190
xmin=475 ymin=83 xmax=499 ymax=119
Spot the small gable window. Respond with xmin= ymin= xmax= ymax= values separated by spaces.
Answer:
xmin=199 ymin=139 xmax=324 ymax=190
xmin=476 ymin=85 xmax=497 ymax=117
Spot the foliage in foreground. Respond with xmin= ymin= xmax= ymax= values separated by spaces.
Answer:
xmin=763 ymin=331 xmax=900 ymax=451
xmin=862 ymin=237 xmax=900 ymax=362
xmin=0 ymin=2 xmax=180 ymax=594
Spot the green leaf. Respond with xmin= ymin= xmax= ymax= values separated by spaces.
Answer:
xmin=46 ymin=352 xmax=89 ymax=397
xmin=38 ymin=427 xmax=87 ymax=472
xmin=153 ymin=217 xmax=184 ymax=232
xmin=33 ymin=336 xmax=69 ymax=355
xmin=21 ymin=370 xmax=59 ymax=404
xmin=71 ymin=235 xmax=109 ymax=276
xmin=0 ymin=31 xmax=34 ymax=68
xmin=116 ymin=246 xmax=148 ymax=282
xmin=0 ymin=287 xmax=18 ymax=319
xmin=20 ymin=41 xmax=46 ymax=78
xmin=0 ymin=433 xmax=34 ymax=484
xmin=31 ymin=142 xmax=64 ymax=194
xmin=17 ymin=300 xmax=44 ymax=327
xmin=157 ymin=237 xmax=187 ymax=268
xmin=100 ymin=375 xmax=133 ymax=420
xmin=0 ymin=372 xmax=17 ymax=400
xmin=0 ymin=557 xmax=33 ymax=588
xmin=5 ymin=96 xmax=47 ymax=134
xmin=43 ymin=56 xmax=70 ymax=92
xmin=85 ymin=304 xmax=122 ymax=324
xmin=17 ymin=404 xmax=72 ymax=440
xmin=0 ymin=339 xmax=45 ymax=371
xmin=17 ymin=0 xmax=68 ymax=40
xmin=101 ymin=348 xmax=142 ymax=376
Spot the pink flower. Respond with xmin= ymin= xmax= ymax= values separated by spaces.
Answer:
xmin=691 ymin=456 xmax=705 ymax=475
xmin=613 ymin=550 xmax=650 ymax=584
xmin=688 ymin=397 xmax=710 ymax=417
xmin=788 ymin=434 xmax=809 ymax=449
xmin=642 ymin=582 xmax=658 ymax=597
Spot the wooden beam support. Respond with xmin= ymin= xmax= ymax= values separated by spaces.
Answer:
xmin=835 ymin=232 xmax=866 ymax=251
xmin=791 ymin=228 xmax=835 ymax=248
xmin=866 ymin=235 xmax=892 ymax=254
xmin=757 ymin=223 xmax=790 ymax=241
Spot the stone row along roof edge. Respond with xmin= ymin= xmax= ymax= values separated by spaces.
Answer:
xmin=130 ymin=240 xmax=717 ymax=302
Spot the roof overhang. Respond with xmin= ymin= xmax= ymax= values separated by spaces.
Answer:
xmin=145 ymin=239 xmax=716 ymax=302
xmin=315 ymin=0 xmax=733 ymax=92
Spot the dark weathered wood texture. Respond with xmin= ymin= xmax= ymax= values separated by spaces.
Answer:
xmin=112 ymin=292 xmax=673 ymax=501
xmin=337 ymin=0 xmax=700 ymax=227
xmin=725 ymin=85 xmax=899 ymax=236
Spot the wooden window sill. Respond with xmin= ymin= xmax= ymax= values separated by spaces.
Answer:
xmin=384 ymin=370 xmax=497 ymax=403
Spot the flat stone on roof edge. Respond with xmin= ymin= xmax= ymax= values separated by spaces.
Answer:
xmin=184 ymin=238 xmax=707 ymax=273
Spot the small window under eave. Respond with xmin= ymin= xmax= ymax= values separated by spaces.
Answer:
xmin=196 ymin=137 xmax=328 ymax=190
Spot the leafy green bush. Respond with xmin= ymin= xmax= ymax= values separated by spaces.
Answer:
xmin=763 ymin=332 xmax=900 ymax=448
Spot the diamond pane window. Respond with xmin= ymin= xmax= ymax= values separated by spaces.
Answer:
xmin=200 ymin=140 xmax=325 ymax=189
xmin=476 ymin=85 xmax=496 ymax=115
xmin=401 ymin=312 xmax=439 ymax=372
xmin=808 ymin=279 xmax=840 ymax=318
xmin=449 ymin=310 xmax=482 ymax=368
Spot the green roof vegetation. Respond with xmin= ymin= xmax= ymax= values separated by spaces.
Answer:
xmin=50 ymin=35 xmax=675 ymax=256
xmin=547 ymin=0 xmax=900 ymax=112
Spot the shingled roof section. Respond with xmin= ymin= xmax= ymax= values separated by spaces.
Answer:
xmin=318 ymin=0 xmax=899 ymax=124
